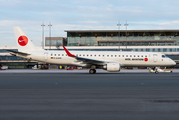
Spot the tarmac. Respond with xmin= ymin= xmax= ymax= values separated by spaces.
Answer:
xmin=0 ymin=68 xmax=179 ymax=73
xmin=0 ymin=69 xmax=179 ymax=120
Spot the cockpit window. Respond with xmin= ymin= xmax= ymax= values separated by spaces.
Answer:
xmin=162 ymin=55 xmax=168 ymax=58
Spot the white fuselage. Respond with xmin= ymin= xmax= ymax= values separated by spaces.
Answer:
xmin=22 ymin=50 xmax=176 ymax=67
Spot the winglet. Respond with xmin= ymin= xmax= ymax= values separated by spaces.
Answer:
xmin=63 ymin=46 xmax=76 ymax=57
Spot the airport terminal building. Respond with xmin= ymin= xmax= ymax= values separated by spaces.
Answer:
xmin=66 ymin=30 xmax=179 ymax=47
xmin=1 ymin=29 xmax=179 ymax=69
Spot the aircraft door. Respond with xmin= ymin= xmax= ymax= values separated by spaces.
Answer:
xmin=44 ymin=52 xmax=48 ymax=61
xmin=153 ymin=54 xmax=157 ymax=62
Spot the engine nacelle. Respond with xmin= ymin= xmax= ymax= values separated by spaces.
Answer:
xmin=103 ymin=63 xmax=120 ymax=72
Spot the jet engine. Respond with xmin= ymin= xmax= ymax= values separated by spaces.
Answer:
xmin=103 ymin=63 xmax=120 ymax=72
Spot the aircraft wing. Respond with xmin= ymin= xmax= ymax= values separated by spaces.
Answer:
xmin=5 ymin=49 xmax=30 ymax=56
xmin=63 ymin=46 xmax=105 ymax=65
xmin=75 ymin=57 xmax=105 ymax=64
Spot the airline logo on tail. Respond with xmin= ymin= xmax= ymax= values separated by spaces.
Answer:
xmin=18 ymin=35 xmax=28 ymax=46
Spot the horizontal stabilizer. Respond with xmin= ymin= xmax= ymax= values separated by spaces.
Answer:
xmin=5 ymin=49 xmax=30 ymax=55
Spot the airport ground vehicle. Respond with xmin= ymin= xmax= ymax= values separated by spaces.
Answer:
xmin=67 ymin=66 xmax=73 ymax=70
xmin=0 ymin=66 xmax=6 ymax=70
xmin=149 ymin=67 xmax=173 ymax=74
xmin=8 ymin=27 xmax=176 ymax=74
xmin=32 ymin=64 xmax=48 ymax=70
xmin=78 ymin=67 xmax=83 ymax=70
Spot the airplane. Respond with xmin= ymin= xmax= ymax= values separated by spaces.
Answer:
xmin=8 ymin=27 xmax=176 ymax=74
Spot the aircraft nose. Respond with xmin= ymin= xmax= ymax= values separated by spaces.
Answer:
xmin=171 ymin=60 xmax=176 ymax=66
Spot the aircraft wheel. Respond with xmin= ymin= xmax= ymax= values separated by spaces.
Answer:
xmin=89 ymin=69 xmax=96 ymax=74
xmin=155 ymin=71 xmax=159 ymax=74
xmin=171 ymin=71 xmax=173 ymax=73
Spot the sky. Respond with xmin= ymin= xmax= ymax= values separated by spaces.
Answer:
xmin=1 ymin=0 xmax=179 ymax=46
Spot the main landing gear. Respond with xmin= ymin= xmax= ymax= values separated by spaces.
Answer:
xmin=89 ymin=69 xmax=96 ymax=74
xmin=89 ymin=65 xmax=97 ymax=74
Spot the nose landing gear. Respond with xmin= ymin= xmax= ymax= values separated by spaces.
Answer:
xmin=154 ymin=67 xmax=159 ymax=74
xmin=149 ymin=67 xmax=173 ymax=74
xmin=155 ymin=70 xmax=159 ymax=74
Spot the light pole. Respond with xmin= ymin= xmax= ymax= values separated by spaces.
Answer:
xmin=41 ymin=21 xmax=45 ymax=49
xmin=117 ymin=21 xmax=121 ymax=51
xmin=124 ymin=21 xmax=128 ymax=50
xmin=48 ymin=21 xmax=52 ymax=49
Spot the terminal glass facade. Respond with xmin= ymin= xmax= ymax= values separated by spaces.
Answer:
xmin=45 ymin=37 xmax=67 ymax=47
xmin=66 ymin=30 xmax=179 ymax=46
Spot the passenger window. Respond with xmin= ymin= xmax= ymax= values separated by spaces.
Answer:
xmin=145 ymin=55 xmax=147 ymax=57
xmin=66 ymin=54 xmax=67 ymax=56
xmin=83 ymin=55 xmax=85 ymax=56
xmin=130 ymin=55 xmax=132 ymax=57
xmin=119 ymin=55 xmax=120 ymax=57
xmin=51 ymin=54 xmax=53 ymax=56
xmin=99 ymin=55 xmax=100 ymax=57
xmin=58 ymin=54 xmax=60 ymax=56
xmin=54 ymin=54 xmax=56 ymax=56
xmin=62 ymin=54 xmax=64 ymax=56
xmin=134 ymin=55 xmax=136 ymax=57
xmin=79 ymin=54 xmax=81 ymax=56
xmin=94 ymin=55 xmax=96 ymax=57
xmin=91 ymin=55 xmax=92 ymax=56
xmin=141 ymin=55 xmax=143 ymax=57
xmin=115 ymin=55 xmax=117 ymax=57
xmin=138 ymin=55 xmax=139 ymax=57
xmin=126 ymin=55 xmax=128 ymax=57
xmin=87 ymin=55 xmax=89 ymax=56
xmin=162 ymin=55 xmax=165 ymax=58
xmin=107 ymin=55 xmax=109 ymax=57
xmin=103 ymin=55 xmax=105 ymax=57
xmin=111 ymin=55 xmax=113 ymax=57
xmin=122 ymin=55 xmax=124 ymax=57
